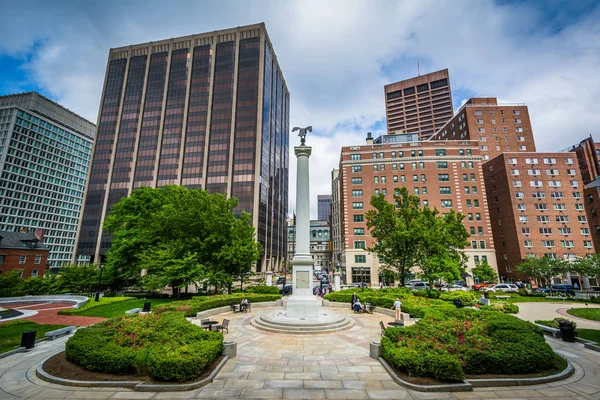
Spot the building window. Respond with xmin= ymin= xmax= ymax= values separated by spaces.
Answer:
xmin=542 ymin=240 xmax=555 ymax=248
xmin=524 ymin=240 xmax=533 ymax=248
xmin=351 ymin=177 xmax=362 ymax=184
xmin=351 ymin=166 xmax=362 ymax=173
xmin=354 ymin=215 xmax=364 ymax=222
xmin=374 ymin=177 xmax=379 ymax=183
xmin=34 ymin=256 xmax=41 ymax=264
xmin=441 ymin=200 xmax=453 ymax=208
xmin=352 ymin=202 xmax=364 ymax=209
xmin=519 ymin=216 xmax=528 ymax=223
xmin=19 ymin=256 xmax=26 ymax=264
xmin=352 ymin=190 xmax=363 ymax=197
xmin=351 ymin=267 xmax=371 ymax=284
xmin=438 ymin=174 xmax=450 ymax=181
xmin=350 ymin=154 xmax=361 ymax=160
xmin=32 ymin=269 xmax=39 ymax=277
xmin=355 ymin=255 xmax=366 ymax=263
xmin=0 ymin=255 xmax=4 ymax=264
xmin=437 ymin=162 xmax=448 ymax=169
xmin=354 ymin=241 xmax=366 ymax=249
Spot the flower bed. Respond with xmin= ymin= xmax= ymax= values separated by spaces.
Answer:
xmin=153 ymin=293 xmax=281 ymax=317
xmin=65 ymin=312 xmax=222 ymax=382
xmin=382 ymin=308 xmax=561 ymax=382
xmin=58 ymin=297 xmax=134 ymax=315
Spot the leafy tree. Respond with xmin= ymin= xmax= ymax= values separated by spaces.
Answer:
xmin=516 ymin=256 xmax=569 ymax=293
xmin=102 ymin=185 xmax=261 ymax=295
xmin=472 ymin=260 xmax=498 ymax=283
xmin=572 ymin=253 xmax=600 ymax=278
xmin=366 ymin=187 xmax=469 ymax=287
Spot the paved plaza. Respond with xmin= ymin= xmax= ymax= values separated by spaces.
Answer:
xmin=1 ymin=305 xmax=600 ymax=399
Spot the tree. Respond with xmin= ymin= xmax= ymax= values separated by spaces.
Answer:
xmin=103 ymin=185 xmax=261 ymax=295
xmin=366 ymin=187 xmax=470 ymax=287
xmin=472 ymin=260 xmax=498 ymax=283
xmin=516 ymin=256 xmax=569 ymax=293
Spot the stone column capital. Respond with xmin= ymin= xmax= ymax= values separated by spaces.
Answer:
xmin=294 ymin=146 xmax=312 ymax=158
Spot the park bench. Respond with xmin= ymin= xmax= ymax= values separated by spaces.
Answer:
xmin=534 ymin=323 xmax=561 ymax=338
xmin=44 ymin=326 xmax=77 ymax=340
xmin=546 ymin=296 xmax=567 ymax=300
xmin=494 ymin=295 xmax=510 ymax=300
xmin=125 ymin=308 xmax=142 ymax=314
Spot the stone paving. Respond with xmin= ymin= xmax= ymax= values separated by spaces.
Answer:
xmin=0 ymin=305 xmax=599 ymax=399
xmin=0 ymin=302 xmax=107 ymax=327
xmin=515 ymin=302 xmax=600 ymax=330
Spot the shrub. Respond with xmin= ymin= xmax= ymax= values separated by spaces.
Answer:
xmin=480 ymin=302 xmax=519 ymax=314
xmin=58 ymin=297 xmax=134 ymax=315
xmin=439 ymin=291 xmax=478 ymax=306
xmin=153 ymin=293 xmax=281 ymax=317
xmin=518 ymin=288 xmax=528 ymax=297
xmin=381 ymin=308 xmax=560 ymax=381
xmin=66 ymin=312 xmax=222 ymax=382
xmin=535 ymin=318 xmax=577 ymax=330
xmin=245 ymin=285 xmax=281 ymax=295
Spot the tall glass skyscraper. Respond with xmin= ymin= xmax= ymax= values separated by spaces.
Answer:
xmin=76 ymin=23 xmax=289 ymax=273
xmin=0 ymin=92 xmax=95 ymax=269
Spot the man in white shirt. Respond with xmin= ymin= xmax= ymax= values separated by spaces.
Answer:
xmin=392 ymin=298 xmax=403 ymax=321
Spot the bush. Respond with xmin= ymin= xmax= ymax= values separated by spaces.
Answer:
xmin=480 ymin=302 xmax=519 ymax=314
xmin=66 ymin=312 xmax=222 ymax=382
xmin=153 ymin=293 xmax=281 ymax=317
xmin=518 ymin=288 xmax=528 ymax=297
xmin=58 ymin=297 xmax=134 ymax=315
xmin=535 ymin=318 xmax=577 ymax=330
xmin=381 ymin=308 xmax=560 ymax=381
xmin=245 ymin=285 xmax=281 ymax=295
xmin=439 ymin=291 xmax=478 ymax=306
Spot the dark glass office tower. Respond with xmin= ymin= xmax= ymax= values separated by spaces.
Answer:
xmin=75 ymin=23 xmax=289 ymax=273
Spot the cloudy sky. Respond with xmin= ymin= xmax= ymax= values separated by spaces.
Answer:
xmin=1 ymin=0 xmax=599 ymax=218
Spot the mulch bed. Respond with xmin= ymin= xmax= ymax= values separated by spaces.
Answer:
xmin=43 ymin=351 xmax=224 ymax=384
xmin=0 ymin=309 xmax=24 ymax=320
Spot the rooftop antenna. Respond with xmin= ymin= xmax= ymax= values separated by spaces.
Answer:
xmin=417 ymin=62 xmax=420 ymax=76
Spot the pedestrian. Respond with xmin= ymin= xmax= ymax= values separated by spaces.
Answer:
xmin=391 ymin=297 xmax=403 ymax=322
xmin=574 ymin=282 xmax=580 ymax=290
xmin=379 ymin=281 xmax=384 ymax=289
xmin=351 ymin=291 xmax=358 ymax=310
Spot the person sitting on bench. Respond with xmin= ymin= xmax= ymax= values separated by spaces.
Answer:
xmin=240 ymin=298 xmax=249 ymax=311
xmin=353 ymin=299 xmax=366 ymax=313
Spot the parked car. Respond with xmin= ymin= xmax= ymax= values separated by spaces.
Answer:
xmin=485 ymin=283 xmax=519 ymax=293
xmin=550 ymin=284 xmax=579 ymax=296
xmin=442 ymin=284 xmax=468 ymax=292
xmin=472 ymin=281 xmax=492 ymax=291
xmin=409 ymin=282 xmax=431 ymax=290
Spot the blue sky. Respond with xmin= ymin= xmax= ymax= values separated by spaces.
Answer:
xmin=1 ymin=0 xmax=599 ymax=217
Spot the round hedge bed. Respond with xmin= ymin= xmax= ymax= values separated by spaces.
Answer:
xmin=65 ymin=312 xmax=222 ymax=382
xmin=381 ymin=307 xmax=564 ymax=382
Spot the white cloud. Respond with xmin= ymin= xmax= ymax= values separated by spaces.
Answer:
xmin=1 ymin=0 xmax=599 ymax=219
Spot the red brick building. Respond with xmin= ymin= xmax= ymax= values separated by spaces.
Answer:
xmin=430 ymin=97 xmax=536 ymax=162
xmin=483 ymin=153 xmax=594 ymax=284
xmin=337 ymin=133 xmax=497 ymax=286
xmin=0 ymin=229 xmax=49 ymax=278
xmin=384 ymin=69 xmax=454 ymax=140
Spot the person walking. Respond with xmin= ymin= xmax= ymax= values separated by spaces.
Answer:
xmin=391 ymin=298 xmax=403 ymax=321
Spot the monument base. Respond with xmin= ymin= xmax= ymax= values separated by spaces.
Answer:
xmin=286 ymin=296 xmax=319 ymax=318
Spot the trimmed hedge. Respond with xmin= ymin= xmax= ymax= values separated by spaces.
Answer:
xmin=153 ymin=293 xmax=281 ymax=317
xmin=245 ymin=285 xmax=281 ymax=295
xmin=58 ymin=297 xmax=134 ymax=315
xmin=481 ymin=302 xmax=519 ymax=314
xmin=439 ymin=291 xmax=478 ymax=306
xmin=382 ymin=308 xmax=560 ymax=382
xmin=66 ymin=312 xmax=222 ymax=382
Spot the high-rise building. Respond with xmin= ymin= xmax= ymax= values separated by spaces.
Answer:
xmin=317 ymin=194 xmax=332 ymax=221
xmin=287 ymin=220 xmax=331 ymax=271
xmin=75 ymin=23 xmax=289 ymax=273
xmin=384 ymin=69 xmax=453 ymax=140
xmin=483 ymin=153 xmax=594 ymax=284
xmin=334 ymin=133 xmax=497 ymax=286
xmin=330 ymin=169 xmax=343 ymax=272
xmin=430 ymin=97 xmax=536 ymax=162
xmin=0 ymin=92 xmax=95 ymax=269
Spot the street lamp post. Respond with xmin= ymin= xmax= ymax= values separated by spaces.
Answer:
xmin=94 ymin=264 xmax=104 ymax=302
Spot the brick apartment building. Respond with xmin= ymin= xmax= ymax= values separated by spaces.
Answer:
xmin=483 ymin=153 xmax=595 ymax=285
xmin=384 ymin=69 xmax=454 ymax=140
xmin=431 ymin=97 xmax=536 ymax=162
xmin=0 ymin=229 xmax=49 ymax=278
xmin=337 ymin=133 xmax=497 ymax=286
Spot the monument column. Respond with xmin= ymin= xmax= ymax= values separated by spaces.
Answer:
xmin=286 ymin=128 xmax=319 ymax=318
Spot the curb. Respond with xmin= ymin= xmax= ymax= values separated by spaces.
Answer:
xmin=378 ymin=354 xmax=575 ymax=392
xmin=36 ymin=351 xmax=229 ymax=391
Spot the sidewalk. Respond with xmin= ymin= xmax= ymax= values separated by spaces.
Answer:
xmin=516 ymin=302 xmax=600 ymax=330
xmin=0 ymin=307 xmax=599 ymax=399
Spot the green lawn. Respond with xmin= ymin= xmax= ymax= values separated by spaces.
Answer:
xmin=567 ymin=308 xmax=600 ymax=322
xmin=578 ymin=329 xmax=600 ymax=344
xmin=73 ymin=299 xmax=175 ymax=318
xmin=0 ymin=321 xmax=67 ymax=354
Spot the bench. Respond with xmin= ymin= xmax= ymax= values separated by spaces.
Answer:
xmin=534 ymin=323 xmax=561 ymax=338
xmin=44 ymin=326 xmax=77 ymax=340
xmin=546 ymin=296 xmax=567 ymax=300
xmin=494 ymin=295 xmax=510 ymax=300
xmin=125 ymin=308 xmax=143 ymax=314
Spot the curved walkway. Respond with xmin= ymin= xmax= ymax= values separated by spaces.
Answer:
xmin=516 ymin=302 xmax=600 ymax=329
xmin=0 ymin=307 xmax=599 ymax=399
xmin=0 ymin=302 xmax=106 ymax=327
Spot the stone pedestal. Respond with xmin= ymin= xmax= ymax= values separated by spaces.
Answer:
xmin=479 ymin=297 xmax=491 ymax=306
xmin=266 ymin=271 xmax=273 ymax=286
xmin=370 ymin=341 xmax=382 ymax=359
xmin=223 ymin=340 xmax=237 ymax=358
xmin=334 ymin=273 xmax=341 ymax=292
